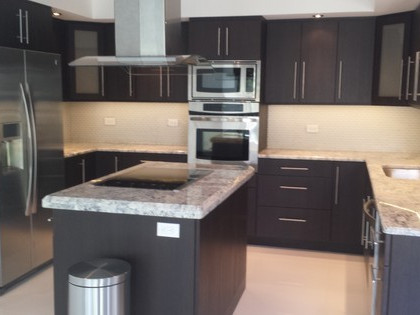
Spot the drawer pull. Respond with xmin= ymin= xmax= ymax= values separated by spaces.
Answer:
xmin=280 ymin=185 xmax=308 ymax=190
xmin=280 ymin=167 xmax=309 ymax=171
xmin=278 ymin=218 xmax=307 ymax=223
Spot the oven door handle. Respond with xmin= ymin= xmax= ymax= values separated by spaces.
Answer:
xmin=190 ymin=116 xmax=259 ymax=123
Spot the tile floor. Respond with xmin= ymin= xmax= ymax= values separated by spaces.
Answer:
xmin=0 ymin=245 xmax=369 ymax=315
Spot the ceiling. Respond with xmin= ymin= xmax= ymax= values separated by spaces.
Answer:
xmin=34 ymin=0 xmax=420 ymax=21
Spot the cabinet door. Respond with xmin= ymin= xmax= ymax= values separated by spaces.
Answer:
xmin=64 ymin=22 xmax=107 ymax=101
xmin=134 ymin=67 xmax=163 ymax=101
xmin=264 ymin=21 xmax=302 ymax=104
xmin=65 ymin=153 xmax=96 ymax=188
xmin=95 ymin=152 xmax=119 ymax=178
xmin=372 ymin=12 xmax=412 ymax=105
xmin=336 ymin=18 xmax=375 ymax=104
xmin=330 ymin=162 xmax=367 ymax=251
xmin=166 ymin=67 xmax=188 ymax=102
xmin=223 ymin=18 xmax=263 ymax=60
xmin=0 ymin=0 xmax=22 ymax=49
xmin=189 ymin=19 xmax=223 ymax=60
xmin=301 ymin=20 xmax=338 ymax=104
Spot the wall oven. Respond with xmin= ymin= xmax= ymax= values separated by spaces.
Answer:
xmin=188 ymin=101 xmax=259 ymax=168
xmin=188 ymin=60 xmax=261 ymax=101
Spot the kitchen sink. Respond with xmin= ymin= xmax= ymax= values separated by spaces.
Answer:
xmin=382 ymin=166 xmax=420 ymax=180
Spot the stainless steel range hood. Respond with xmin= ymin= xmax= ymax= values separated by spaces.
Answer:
xmin=69 ymin=0 xmax=207 ymax=67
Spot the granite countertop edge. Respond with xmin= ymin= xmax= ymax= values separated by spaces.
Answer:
xmin=259 ymin=149 xmax=420 ymax=237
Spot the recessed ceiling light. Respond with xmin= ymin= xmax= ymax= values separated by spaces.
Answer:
xmin=313 ymin=14 xmax=324 ymax=19
xmin=52 ymin=11 xmax=62 ymax=17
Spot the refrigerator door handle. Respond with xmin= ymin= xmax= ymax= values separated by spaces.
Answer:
xmin=19 ymin=83 xmax=37 ymax=216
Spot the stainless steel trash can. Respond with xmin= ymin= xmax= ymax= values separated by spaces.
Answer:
xmin=68 ymin=258 xmax=131 ymax=315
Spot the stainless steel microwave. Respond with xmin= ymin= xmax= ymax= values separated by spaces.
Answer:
xmin=188 ymin=60 xmax=261 ymax=101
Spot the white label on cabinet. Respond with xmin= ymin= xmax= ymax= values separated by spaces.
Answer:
xmin=157 ymin=222 xmax=180 ymax=238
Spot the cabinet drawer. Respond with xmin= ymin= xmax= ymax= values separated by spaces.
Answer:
xmin=258 ymin=158 xmax=333 ymax=177
xmin=258 ymin=175 xmax=332 ymax=209
xmin=256 ymin=207 xmax=331 ymax=242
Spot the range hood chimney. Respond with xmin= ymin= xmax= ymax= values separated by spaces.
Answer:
xmin=69 ymin=0 xmax=207 ymax=67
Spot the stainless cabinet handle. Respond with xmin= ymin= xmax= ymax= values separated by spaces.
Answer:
xmin=100 ymin=66 xmax=105 ymax=96
xmin=278 ymin=218 xmax=307 ymax=223
xmin=128 ymin=67 xmax=133 ymax=97
xmin=114 ymin=156 xmax=119 ymax=172
xmin=280 ymin=166 xmax=309 ymax=171
xmin=338 ymin=60 xmax=343 ymax=100
xmin=334 ymin=166 xmax=340 ymax=205
xmin=217 ymin=27 xmax=221 ymax=56
xmin=166 ymin=66 xmax=170 ymax=97
xmin=414 ymin=51 xmax=420 ymax=101
xmin=80 ymin=158 xmax=86 ymax=183
xmin=159 ymin=67 xmax=163 ymax=98
xmin=17 ymin=9 xmax=23 ymax=43
xmin=406 ymin=56 xmax=413 ymax=100
xmin=398 ymin=59 xmax=404 ymax=100
xmin=225 ymin=27 xmax=229 ymax=56
xmin=280 ymin=185 xmax=308 ymax=191
xmin=301 ymin=61 xmax=306 ymax=99
xmin=293 ymin=61 xmax=298 ymax=99
xmin=24 ymin=10 xmax=29 ymax=44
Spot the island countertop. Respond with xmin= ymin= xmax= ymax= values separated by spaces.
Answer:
xmin=259 ymin=149 xmax=420 ymax=237
xmin=42 ymin=162 xmax=254 ymax=220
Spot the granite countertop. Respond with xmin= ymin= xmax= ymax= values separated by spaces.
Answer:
xmin=259 ymin=149 xmax=420 ymax=237
xmin=64 ymin=143 xmax=187 ymax=158
xmin=42 ymin=161 xmax=254 ymax=220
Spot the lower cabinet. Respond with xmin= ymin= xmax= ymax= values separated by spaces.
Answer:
xmin=65 ymin=151 xmax=187 ymax=188
xmin=251 ymin=158 xmax=368 ymax=254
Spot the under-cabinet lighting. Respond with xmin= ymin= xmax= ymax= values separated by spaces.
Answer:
xmin=313 ymin=13 xmax=324 ymax=18
xmin=52 ymin=11 xmax=62 ymax=17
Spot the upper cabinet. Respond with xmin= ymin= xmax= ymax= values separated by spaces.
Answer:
xmin=265 ymin=19 xmax=338 ymax=104
xmin=188 ymin=16 xmax=265 ymax=60
xmin=0 ymin=0 xmax=57 ymax=53
xmin=265 ymin=18 xmax=375 ymax=105
xmin=372 ymin=12 xmax=412 ymax=105
xmin=409 ymin=5 xmax=420 ymax=106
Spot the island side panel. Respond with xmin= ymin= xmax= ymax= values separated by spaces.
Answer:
xmin=53 ymin=210 xmax=197 ymax=315
xmin=196 ymin=185 xmax=248 ymax=315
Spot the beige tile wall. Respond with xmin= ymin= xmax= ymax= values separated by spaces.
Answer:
xmin=267 ymin=105 xmax=420 ymax=152
xmin=63 ymin=102 xmax=420 ymax=153
xmin=62 ymin=102 xmax=189 ymax=146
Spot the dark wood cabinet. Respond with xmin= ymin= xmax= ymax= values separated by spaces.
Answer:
xmin=330 ymin=162 xmax=368 ymax=252
xmin=0 ymin=0 xmax=56 ymax=53
xmin=372 ymin=12 xmax=412 ymax=105
xmin=188 ymin=16 xmax=265 ymax=60
xmin=336 ymin=18 xmax=375 ymax=104
xmin=265 ymin=19 xmax=338 ymax=104
xmin=64 ymin=153 xmax=96 ymax=188
xmin=253 ymin=158 xmax=368 ymax=254
xmin=409 ymin=5 xmax=420 ymax=106
xmin=62 ymin=21 xmax=109 ymax=101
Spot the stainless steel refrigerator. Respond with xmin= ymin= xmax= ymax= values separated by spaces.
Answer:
xmin=0 ymin=46 xmax=64 ymax=293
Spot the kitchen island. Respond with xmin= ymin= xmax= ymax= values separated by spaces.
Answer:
xmin=42 ymin=162 xmax=254 ymax=315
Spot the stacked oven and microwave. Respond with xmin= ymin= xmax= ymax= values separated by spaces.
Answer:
xmin=187 ymin=60 xmax=263 ymax=168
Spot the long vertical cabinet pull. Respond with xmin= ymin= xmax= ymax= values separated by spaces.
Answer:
xmin=293 ymin=62 xmax=298 ymax=99
xmin=80 ymin=159 xmax=86 ymax=183
xmin=17 ymin=9 xmax=24 ymax=43
xmin=334 ymin=166 xmax=340 ymax=205
xmin=406 ymin=56 xmax=413 ymax=100
xmin=225 ymin=27 xmax=229 ymax=56
xmin=166 ymin=66 xmax=170 ymax=98
xmin=413 ymin=51 xmax=420 ymax=101
xmin=24 ymin=10 xmax=29 ymax=44
xmin=159 ymin=67 xmax=163 ymax=98
xmin=114 ymin=156 xmax=119 ymax=172
xmin=128 ymin=67 xmax=133 ymax=97
xmin=101 ymin=66 xmax=105 ymax=97
xmin=338 ymin=61 xmax=343 ymax=100
xmin=217 ymin=27 xmax=221 ymax=56
xmin=398 ymin=59 xmax=404 ymax=100
xmin=301 ymin=61 xmax=306 ymax=99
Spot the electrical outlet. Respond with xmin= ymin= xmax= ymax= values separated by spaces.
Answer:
xmin=167 ymin=118 xmax=179 ymax=127
xmin=306 ymin=124 xmax=319 ymax=133
xmin=157 ymin=222 xmax=180 ymax=238
xmin=104 ymin=117 xmax=116 ymax=125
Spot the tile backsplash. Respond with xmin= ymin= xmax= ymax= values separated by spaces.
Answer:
xmin=63 ymin=102 xmax=420 ymax=153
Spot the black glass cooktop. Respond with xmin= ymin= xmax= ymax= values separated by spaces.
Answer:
xmin=93 ymin=167 xmax=212 ymax=190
